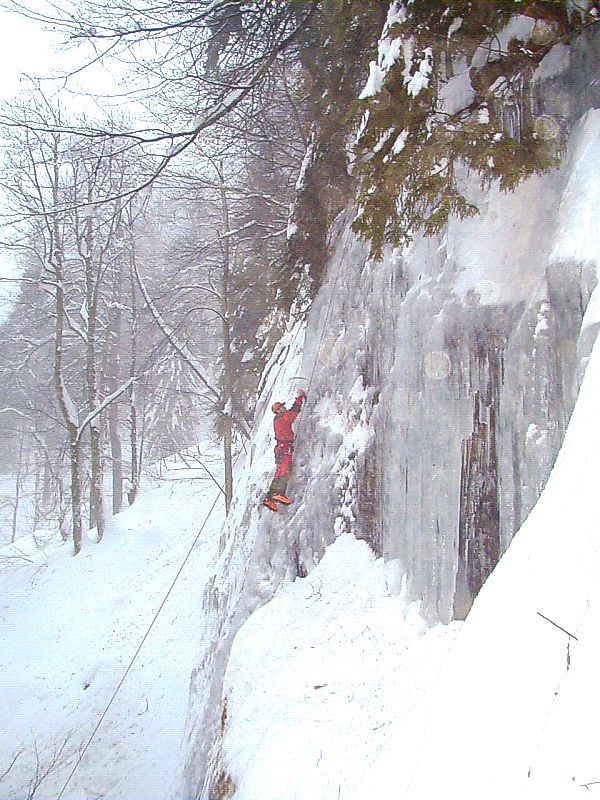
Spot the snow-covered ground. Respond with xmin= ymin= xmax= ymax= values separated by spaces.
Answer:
xmin=0 ymin=449 xmax=225 ymax=800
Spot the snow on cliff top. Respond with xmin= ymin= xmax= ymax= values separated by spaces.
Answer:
xmin=443 ymin=110 xmax=600 ymax=307
xmin=551 ymin=109 xmax=600 ymax=269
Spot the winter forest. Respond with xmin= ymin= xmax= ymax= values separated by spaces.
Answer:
xmin=2 ymin=0 xmax=600 ymax=798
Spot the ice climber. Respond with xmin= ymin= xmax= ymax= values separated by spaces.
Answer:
xmin=263 ymin=389 xmax=306 ymax=512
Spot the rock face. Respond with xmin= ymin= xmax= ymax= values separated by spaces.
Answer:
xmin=184 ymin=26 xmax=600 ymax=799
xmin=283 ymin=167 xmax=593 ymax=626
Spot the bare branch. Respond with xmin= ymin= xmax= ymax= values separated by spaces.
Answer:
xmin=0 ymin=748 xmax=24 ymax=782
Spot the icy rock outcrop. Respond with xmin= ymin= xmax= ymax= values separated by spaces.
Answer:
xmin=185 ymin=112 xmax=600 ymax=797
xmin=184 ymin=39 xmax=600 ymax=800
xmin=278 ymin=113 xmax=599 ymax=628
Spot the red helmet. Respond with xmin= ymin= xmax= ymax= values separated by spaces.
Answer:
xmin=271 ymin=401 xmax=284 ymax=414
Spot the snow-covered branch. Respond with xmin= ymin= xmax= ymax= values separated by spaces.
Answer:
xmin=63 ymin=307 xmax=88 ymax=343
xmin=76 ymin=377 xmax=136 ymax=443
xmin=0 ymin=407 xmax=34 ymax=420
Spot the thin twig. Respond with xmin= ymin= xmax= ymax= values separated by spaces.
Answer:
xmin=536 ymin=612 xmax=578 ymax=641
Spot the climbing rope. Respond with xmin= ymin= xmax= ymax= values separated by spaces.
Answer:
xmin=55 ymin=487 xmax=222 ymax=800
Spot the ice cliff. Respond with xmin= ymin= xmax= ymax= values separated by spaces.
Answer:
xmin=183 ymin=25 xmax=600 ymax=800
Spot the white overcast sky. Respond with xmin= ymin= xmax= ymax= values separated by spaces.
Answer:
xmin=0 ymin=10 xmax=56 ymax=313
xmin=0 ymin=10 xmax=63 ymax=100
xmin=0 ymin=8 xmax=134 ymax=316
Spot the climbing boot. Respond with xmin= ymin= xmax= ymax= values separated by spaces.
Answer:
xmin=272 ymin=494 xmax=292 ymax=505
xmin=263 ymin=498 xmax=278 ymax=512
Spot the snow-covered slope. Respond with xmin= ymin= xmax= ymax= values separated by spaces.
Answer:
xmin=219 ymin=535 xmax=461 ymax=800
xmin=0 ymin=451 xmax=224 ymax=800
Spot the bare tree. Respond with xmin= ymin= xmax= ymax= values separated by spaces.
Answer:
xmin=67 ymin=137 xmax=133 ymax=539
xmin=0 ymin=0 xmax=313 ymax=525
xmin=0 ymin=0 xmax=316 ymax=197
xmin=1 ymin=736 xmax=74 ymax=800
xmin=0 ymin=95 xmax=140 ymax=551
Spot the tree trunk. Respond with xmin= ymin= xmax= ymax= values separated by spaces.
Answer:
xmin=11 ymin=434 xmax=25 ymax=544
xmin=41 ymin=450 xmax=53 ymax=512
xmin=127 ymin=211 xmax=141 ymax=505
xmin=69 ymin=438 xmax=84 ymax=553
xmin=88 ymin=423 xmax=104 ymax=537
xmin=219 ymin=166 xmax=234 ymax=515
xmin=50 ymin=136 xmax=83 ymax=554
xmin=33 ymin=450 xmax=42 ymax=531
xmin=83 ymin=195 xmax=106 ymax=542
xmin=56 ymin=470 xmax=70 ymax=543
xmin=107 ymin=250 xmax=125 ymax=515
xmin=109 ymin=407 xmax=123 ymax=514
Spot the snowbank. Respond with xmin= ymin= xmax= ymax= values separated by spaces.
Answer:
xmin=219 ymin=534 xmax=461 ymax=800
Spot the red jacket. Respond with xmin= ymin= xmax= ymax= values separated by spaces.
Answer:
xmin=273 ymin=395 xmax=304 ymax=443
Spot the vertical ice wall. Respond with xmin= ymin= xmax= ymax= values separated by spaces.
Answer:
xmin=184 ymin=30 xmax=600 ymax=797
xmin=279 ymin=112 xmax=598 ymax=625
xmin=261 ymin=30 xmax=600 ymax=625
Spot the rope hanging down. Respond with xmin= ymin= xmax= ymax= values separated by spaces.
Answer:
xmin=55 ymin=488 xmax=222 ymax=800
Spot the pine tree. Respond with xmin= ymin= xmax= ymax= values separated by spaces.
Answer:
xmin=351 ymin=0 xmax=593 ymax=258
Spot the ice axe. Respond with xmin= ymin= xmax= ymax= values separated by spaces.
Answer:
xmin=290 ymin=376 xmax=310 ymax=395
